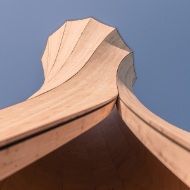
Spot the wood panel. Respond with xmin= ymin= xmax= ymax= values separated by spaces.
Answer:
xmin=0 ymin=110 xmax=189 ymax=190
xmin=0 ymin=100 xmax=115 ymax=181
xmin=46 ymin=18 xmax=90 ymax=81
xmin=0 ymin=18 xmax=131 ymax=183
xmin=45 ymin=22 xmax=66 ymax=78
xmin=116 ymin=48 xmax=190 ymax=187
xmin=0 ymin=17 xmax=189 ymax=189
xmin=0 ymin=18 xmax=130 ymax=148
xmin=31 ymin=18 xmax=115 ymax=97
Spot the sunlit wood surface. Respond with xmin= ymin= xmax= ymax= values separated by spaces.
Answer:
xmin=0 ymin=18 xmax=189 ymax=189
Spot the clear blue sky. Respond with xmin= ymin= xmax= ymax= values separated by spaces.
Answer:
xmin=0 ymin=0 xmax=190 ymax=131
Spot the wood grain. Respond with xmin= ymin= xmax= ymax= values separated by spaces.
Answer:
xmin=0 ymin=18 xmax=131 ymax=182
xmin=117 ymin=49 xmax=190 ymax=187
xmin=0 ymin=110 xmax=189 ymax=190
xmin=0 ymin=18 xmax=130 ymax=148
xmin=0 ymin=17 xmax=189 ymax=189
xmin=0 ymin=100 xmax=115 ymax=181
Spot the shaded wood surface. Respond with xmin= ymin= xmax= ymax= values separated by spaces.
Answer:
xmin=117 ymin=50 xmax=190 ymax=187
xmin=0 ymin=110 xmax=189 ymax=190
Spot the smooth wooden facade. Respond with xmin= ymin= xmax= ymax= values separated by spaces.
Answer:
xmin=0 ymin=18 xmax=189 ymax=189
xmin=117 ymin=53 xmax=190 ymax=187
xmin=0 ymin=110 xmax=189 ymax=190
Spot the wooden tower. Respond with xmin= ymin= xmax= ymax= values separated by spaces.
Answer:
xmin=0 ymin=18 xmax=189 ymax=189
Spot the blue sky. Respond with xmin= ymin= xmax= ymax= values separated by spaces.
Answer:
xmin=0 ymin=0 xmax=190 ymax=131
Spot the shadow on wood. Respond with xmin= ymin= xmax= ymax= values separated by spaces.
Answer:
xmin=0 ymin=110 xmax=189 ymax=190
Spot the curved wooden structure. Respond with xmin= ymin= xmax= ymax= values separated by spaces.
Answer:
xmin=0 ymin=18 xmax=190 ymax=189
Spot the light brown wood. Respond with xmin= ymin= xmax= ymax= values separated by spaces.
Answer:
xmin=0 ymin=18 xmax=131 ymax=181
xmin=0 ymin=18 xmax=130 ymax=148
xmin=117 ymin=51 xmax=190 ymax=187
xmin=0 ymin=100 xmax=115 ymax=181
xmin=46 ymin=19 xmax=90 ymax=81
xmin=31 ymin=18 xmax=116 ymax=97
xmin=0 ymin=110 xmax=189 ymax=190
xmin=0 ymin=17 xmax=189 ymax=189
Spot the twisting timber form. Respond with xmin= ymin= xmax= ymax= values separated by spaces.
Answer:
xmin=0 ymin=18 xmax=190 ymax=189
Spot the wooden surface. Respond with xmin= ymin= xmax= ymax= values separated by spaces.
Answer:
xmin=116 ymin=50 xmax=190 ymax=187
xmin=0 ymin=18 xmax=131 ymax=181
xmin=0 ymin=110 xmax=189 ymax=190
xmin=0 ymin=18 xmax=131 ymax=147
xmin=0 ymin=17 xmax=189 ymax=189
xmin=0 ymin=100 xmax=115 ymax=181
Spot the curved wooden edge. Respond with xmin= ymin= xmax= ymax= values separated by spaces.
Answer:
xmin=0 ymin=18 xmax=133 ymax=182
xmin=0 ymin=100 xmax=115 ymax=181
xmin=0 ymin=18 xmax=130 ymax=147
xmin=0 ymin=109 xmax=189 ymax=190
xmin=0 ymin=16 xmax=189 ymax=189
xmin=116 ymin=53 xmax=190 ymax=187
